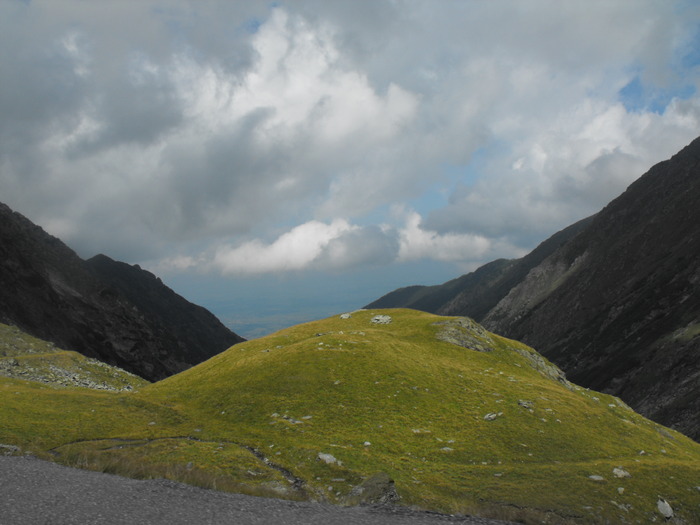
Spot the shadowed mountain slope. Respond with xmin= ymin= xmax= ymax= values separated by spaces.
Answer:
xmin=365 ymin=137 xmax=700 ymax=441
xmin=0 ymin=202 xmax=243 ymax=381
xmin=367 ymin=216 xmax=593 ymax=319
xmin=480 ymin=136 xmax=700 ymax=440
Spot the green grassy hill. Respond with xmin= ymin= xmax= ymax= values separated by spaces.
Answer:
xmin=1 ymin=310 xmax=699 ymax=524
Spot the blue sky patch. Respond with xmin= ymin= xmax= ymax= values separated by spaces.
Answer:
xmin=619 ymin=75 xmax=696 ymax=114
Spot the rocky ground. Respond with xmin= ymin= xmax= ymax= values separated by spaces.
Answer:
xmin=0 ymin=455 xmax=514 ymax=525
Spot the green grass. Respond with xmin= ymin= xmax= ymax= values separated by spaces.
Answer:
xmin=1 ymin=310 xmax=699 ymax=524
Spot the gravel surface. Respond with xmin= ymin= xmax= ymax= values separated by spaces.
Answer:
xmin=1 ymin=456 xmax=515 ymax=525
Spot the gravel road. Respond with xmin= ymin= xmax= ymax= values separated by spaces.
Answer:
xmin=1 ymin=456 xmax=515 ymax=525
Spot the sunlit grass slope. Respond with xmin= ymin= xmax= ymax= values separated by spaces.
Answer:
xmin=145 ymin=309 xmax=700 ymax=523
xmin=1 ymin=310 xmax=699 ymax=524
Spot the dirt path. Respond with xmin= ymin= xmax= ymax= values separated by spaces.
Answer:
xmin=0 ymin=455 xmax=514 ymax=525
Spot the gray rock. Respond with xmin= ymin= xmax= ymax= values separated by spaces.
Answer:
xmin=317 ymin=452 xmax=338 ymax=465
xmin=370 ymin=315 xmax=392 ymax=325
xmin=433 ymin=318 xmax=493 ymax=352
xmin=345 ymin=472 xmax=399 ymax=506
xmin=612 ymin=467 xmax=631 ymax=478
xmin=656 ymin=497 xmax=673 ymax=520
xmin=0 ymin=444 xmax=20 ymax=456
xmin=518 ymin=400 xmax=534 ymax=410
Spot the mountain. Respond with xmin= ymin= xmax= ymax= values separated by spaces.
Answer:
xmin=0 ymin=202 xmax=243 ymax=381
xmin=365 ymin=137 xmax=700 ymax=441
xmin=85 ymin=254 xmax=244 ymax=371
xmin=2 ymin=309 xmax=699 ymax=524
xmin=367 ymin=216 xmax=593 ymax=318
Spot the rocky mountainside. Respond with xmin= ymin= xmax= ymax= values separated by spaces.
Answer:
xmin=367 ymin=216 xmax=593 ymax=319
xmin=0 ymin=202 xmax=243 ymax=381
xmin=366 ymin=137 xmax=700 ymax=441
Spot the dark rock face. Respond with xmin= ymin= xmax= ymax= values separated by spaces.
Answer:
xmin=366 ymin=216 xmax=593 ymax=320
xmin=86 ymin=254 xmax=244 ymax=372
xmin=0 ymin=202 xmax=243 ymax=381
xmin=365 ymin=137 xmax=700 ymax=440
xmin=481 ymin=137 xmax=700 ymax=440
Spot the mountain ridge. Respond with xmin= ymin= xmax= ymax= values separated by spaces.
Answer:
xmin=0 ymin=201 xmax=243 ymax=381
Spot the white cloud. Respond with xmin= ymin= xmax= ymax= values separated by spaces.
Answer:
xmin=426 ymin=96 xmax=700 ymax=242
xmin=0 ymin=0 xmax=698 ymax=278
xmin=210 ymin=219 xmax=355 ymax=275
xmin=171 ymin=210 xmax=519 ymax=276
xmin=398 ymin=211 xmax=491 ymax=263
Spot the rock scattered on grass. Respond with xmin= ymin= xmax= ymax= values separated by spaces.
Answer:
xmin=612 ymin=467 xmax=631 ymax=478
xmin=370 ymin=315 xmax=392 ymax=325
xmin=0 ymin=444 xmax=20 ymax=456
xmin=518 ymin=399 xmax=534 ymax=410
xmin=317 ymin=452 xmax=338 ymax=465
xmin=344 ymin=472 xmax=399 ymax=506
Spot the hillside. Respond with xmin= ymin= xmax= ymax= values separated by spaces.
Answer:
xmin=367 ymin=216 xmax=593 ymax=318
xmin=2 ymin=309 xmax=699 ymax=524
xmin=0 ymin=322 xmax=148 ymax=392
xmin=0 ymin=202 xmax=243 ymax=381
xmin=366 ymin=137 xmax=700 ymax=441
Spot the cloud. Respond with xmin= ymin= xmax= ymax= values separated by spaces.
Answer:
xmin=314 ymin=225 xmax=400 ymax=271
xmin=398 ymin=211 xmax=491 ymax=263
xmin=425 ymin=97 xmax=700 ymax=243
xmin=162 ymin=211 xmax=518 ymax=276
xmin=0 ymin=0 xmax=698 ymax=279
xmin=210 ymin=219 xmax=356 ymax=275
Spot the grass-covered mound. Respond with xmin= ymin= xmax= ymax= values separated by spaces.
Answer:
xmin=1 ymin=310 xmax=699 ymax=524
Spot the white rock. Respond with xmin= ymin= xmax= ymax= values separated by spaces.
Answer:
xmin=657 ymin=497 xmax=673 ymax=519
xmin=612 ymin=467 xmax=631 ymax=478
xmin=588 ymin=475 xmax=605 ymax=482
xmin=371 ymin=315 xmax=392 ymax=324
xmin=318 ymin=452 xmax=338 ymax=465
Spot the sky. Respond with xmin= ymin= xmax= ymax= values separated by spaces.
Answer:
xmin=2 ymin=1 xmax=700 ymax=338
